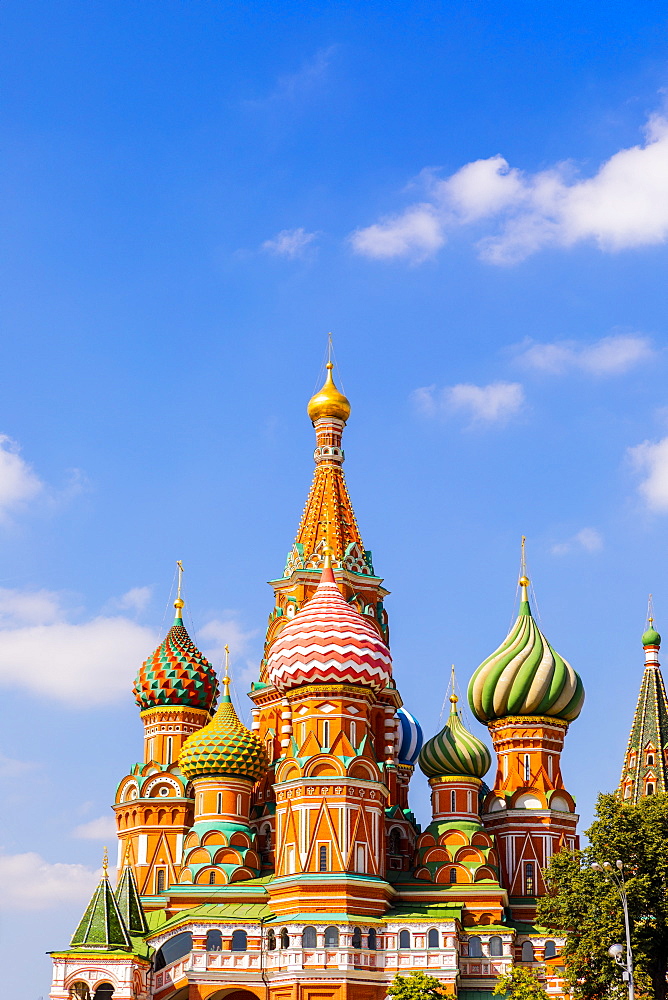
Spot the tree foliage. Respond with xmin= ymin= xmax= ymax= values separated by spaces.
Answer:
xmin=387 ymin=971 xmax=448 ymax=1000
xmin=493 ymin=965 xmax=548 ymax=1000
xmin=538 ymin=791 xmax=668 ymax=1000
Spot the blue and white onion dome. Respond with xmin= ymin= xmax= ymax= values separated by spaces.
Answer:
xmin=397 ymin=706 xmax=423 ymax=765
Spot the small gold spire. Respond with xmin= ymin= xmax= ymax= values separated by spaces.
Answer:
xmin=102 ymin=846 xmax=109 ymax=876
xmin=648 ymin=593 xmax=654 ymax=629
xmin=449 ymin=665 xmax=458 ymax=707
xmin=307 ymin=337 xmax=351 ymax=424
xmin=223 ymin=644 xmax=231 ymax=696
xmin=519 ymin=537 xmax=530 ymax=598
xmin=174 ymin=560 xmax=185 ymax=612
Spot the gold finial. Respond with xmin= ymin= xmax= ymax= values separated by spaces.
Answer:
xmin=307 ymin=336 xmax=351 ymax=424
xmin=223 ymin=644 xmax=231 ymax=696
xmin=519 ymin=537 xmax=530 ymax=596
xmin=102 ymin=846 xmax=109 ymax=876
xmin=174 ymin=560 xmax=185 ymax=612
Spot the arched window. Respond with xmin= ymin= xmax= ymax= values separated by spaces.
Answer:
xmin=216 ymin=792 xmax=222 ymax=814
xmin=266 ymin=735 xmax=274 ymax=762
xmin=544 ymin=940 xmax=557 ymax=959
xmin=428 ymin=928 xmax=439 ymax=949
xmin=388 ymin=828 xmax=401 ymax=854
xmin=319 ymin=844 xmax=329 ymax=872
xmin=522 ymin=941 xmax=535 ymax=962
xmin=624 ymin=784 xmax=632 ymax=798
xmin=524 ymin=753 xmax=531 ymax=782
xmin=267 ymin=929 xmax=276 ymax=951
xmin=208 ymin=870 xmax=216 ymax=885
xmin=368 ymin=928 xmax=377 ymax=950
xmin=322 ymin=720 xmax=330 ymax=747
xmin=206 ymin=929 xmax=222 ymax=951
xmin=450 ymin=789 xmax=456 ymax=812
xmin=231 ymin=929 xmax=247 ymax=952
xmin=350 ymin=721 xmax=357 ymax=747
xmin=236 ymin=793 xmax=243 ymax=815
xmin=93 ymin=987 xmax=114 ymax=1000
xmin=647 ymin=782 xmax=655 ymax=795
xmin=302 ymin=926 xmax=317 ymax=948
xmin=154 ymin=931 xmax=193 ymax=970
xmin=70 ymin=982 xmax=91 ymax=1000
xmin=399 ymin=929 xmax=410 ymax=949
xmin=166 ymin=736 xmax=173 ymax=764
xmin=449 ymin=867 xmax=457 ymax=884
xmin=468 ymin=936 xmax=482 ymax=958
xmin=264 ymin=826 xmax=272 ymax=850
xmin=156 ymin=869 xmax=166 ymax=893
xmin=324 ymin=926 xmax=339 ymax=947
xmin=352 ymin=927 xmax=362 ymax=949
xmin=648 ymin=753 xmax=655 ymax=766
xmin=489 ymin=936 xmax=503 ymax=956
xmin=280 ymin=928 xmax=290 ymax=949
xmin=524 ymin=862 xmax=535 ymax=895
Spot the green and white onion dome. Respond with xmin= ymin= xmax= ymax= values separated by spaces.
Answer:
xmin=419 ymin=694 xmax=491 ymax=779
xmin=467 ymin=577 xmax=584 ymax=724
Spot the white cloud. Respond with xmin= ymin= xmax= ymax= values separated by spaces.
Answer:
xmin=629 ymin=436 xmax=668 ymax=512
xmin=351 ymin=110 xmax=668 ymax=264
xmin=0 ymin=587 xmax=64 ymax=626
xmin=0 ymin=434 xmax=43 ymax=518
xmin=72 ymin=815 xmax=117 ymax=840
xmin=113 ymin=586 xmax=152 ymax=615
xmin=0 ymin=752 xmax=37 ymax=779
xmin=262 ymin=227 xmax=318 ymax=258
xmin=413 ymin=381 xmax=525 ymax=424
xmin=552 ymin=528 xmax=604 ymax=556
xmin=518 ymin=333 xmax=654 ymax=375
xmin=0 ymin=850 xmax=99 ymax=911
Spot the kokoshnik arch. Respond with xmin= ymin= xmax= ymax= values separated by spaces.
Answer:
xmin=48 ymin=358 xmax=587 ymax=1000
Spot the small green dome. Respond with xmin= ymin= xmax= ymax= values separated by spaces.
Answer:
xmin=642 ymin=626 xmax=661 ymax=647
xmin=468 ymin=583 xmax=584 ymax=724
xmin=179 ymin=680 xmax=268 ymax=782
xmin=419 ymin=696 xmax=491 ymax=779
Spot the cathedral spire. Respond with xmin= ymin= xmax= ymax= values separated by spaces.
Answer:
xmin=115 ymin=846 xmax=148 ymax=937
xmin=70 ymin=849 xmax=132 ymax=951
xmin=619 ymin=615 xmax=668 ymax=802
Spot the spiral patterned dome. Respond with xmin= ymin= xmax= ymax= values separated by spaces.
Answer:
xmin=468 ymin=579 xmax=584 ymax=724
xmin=419 ymin=695 xmax=491 ymax=779
xmin=133 ymin=601 xmax=219 ymax=712
xmin=266 ymin=563 xmax=392 ymax=693
xmin=397 ymin=706 xmax=423 ymax=765
xmin=179 ymin=677 xmax=268 ymax=781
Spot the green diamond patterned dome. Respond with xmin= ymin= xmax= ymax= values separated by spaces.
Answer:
xmin=468 ymin=579 xmax=584 ymax=724
xmin=419 ymin=695 xmax=491 ymax=779
xmin=133 ymin=602 xmax=219 ymax=712
xmin=179 ymin=678 xmax=268 ymax=781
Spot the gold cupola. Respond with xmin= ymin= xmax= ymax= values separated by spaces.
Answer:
xmin=307 ymin=362 xmax=351 ymax=424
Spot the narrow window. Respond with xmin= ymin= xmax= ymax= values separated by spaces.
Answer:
xmin=267 ymin=929 xmax=276 ymax=951
xmin=352 ymin=927 xmax=362 ymax=949
xmin=300 ymin=722 xmax=307 ymax=745
xmin=148 ymin=738 xmax=154 ymax=761
xmin=502 ymin=754 xmax=508 ymax=780
xmin=206 ymin=930 xmax=222 ymax=951
xmin=525 ymin=862 xmax=535 ymax=895
xmin=547 ymin=755 xmax=553 ymax=780
xmin=647 ymin=783 xmax=655 ymax=795
xmin=450 ymin=789 xmax=456 ymax=812
xmin=231 ymin=930 xmax=247 ymax=952
xmin=522 ymin=940 xmax=535 ymax=962
xmin=208 ymin=870 xmax=216 ymax=885
xmin=489 ymin=936 xmax=503 ymax=956
xmin=624 ymin=784 xmax=631 ymax=798
xmin=286 ymin=845 xmax=295 ymax=874
xmin=236 ymin=793 xmax=242 ymax=815
xmin=156 ymin=869 xmax=165 ymax=893
xmin=216 ymin=792 xmax=222 ymax=814
xmin=544 ymin=940 xmax=557 ymax=959
xmin=368 ymin=928 xmax=377 ymax=950
xmin=302 ymin=926 xmax=317 ymax=948
xmin=399 ymin=929 xmax=410 ymax=949
xmin=467 ymin=790 xmax=472 ymax=813
xmin=319 ymin=844 xmax=329 ymax=872
xmin=524 ymin=754 xmax=531 ymax=783
xmin=468 ymin=936 xmax=482 ymax=958
xmin=280 ymin=928 xmax=290 ymax=949
xmin=324 ymin=926 xmax=339 ymax=947
xmin=388 ymin=829 xmax=400 ymax=854
xmin=266 ymin=736 xmax=274 ymax=762
xmin=648 ymin=753 xmax=655 ymax=766
xmin=264 ymin=825 xmax=272 ymax=850
xmin=350 ymin=721 xmax=357 ymax=747
xmin=428 ymin=928 xmax=439 ymax=948
xmin=322 ymin=720 xmax=330 ymax=747
xmin=166 ymin=736 xmax=173 ymax=764
xmin=356 ymin=844 xmax=366 ymax=872
xmin=449 ymin=867 xmax=457 ymax=884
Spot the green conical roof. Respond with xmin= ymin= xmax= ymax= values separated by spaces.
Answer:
xmin=419 ymin=695 xmax=491 ymax=779
xmin=71 ymin=871 xmax=132 ymax=951
xmin=468 ymin=579 xmax=584 ymax=724
xmin=115 ymin=862 xmax=148 ymax=937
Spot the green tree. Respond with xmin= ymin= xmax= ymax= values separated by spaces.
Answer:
xmin=493 ymin=966 xmax=548 ymax=1000
xmin=387 ymin=971 xmax=448 ymax=1000
xmin=538 ymin=791 xmax=668 ymax=1000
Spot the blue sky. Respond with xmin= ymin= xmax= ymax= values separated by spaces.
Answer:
xmin=2 ymin=2 xmax=668 ymax=994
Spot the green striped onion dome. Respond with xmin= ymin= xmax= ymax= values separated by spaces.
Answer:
xmin=133 ymin=601 xmax=219 ymax=712
xmin=419 ymin=695 xmax=491 ymax=779
xmin=179 ymin=678 xmax=268 ymax=781
xmin=468 ymin=582 xmax=584 ymax=724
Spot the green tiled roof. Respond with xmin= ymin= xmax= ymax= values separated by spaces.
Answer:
xmin=146 ymin=902 xmax=272 ymax=939
xmin=115 ymin=864 xmax=148 ymax=936
xmin=71 ymin=875 xmax=132 ymax=951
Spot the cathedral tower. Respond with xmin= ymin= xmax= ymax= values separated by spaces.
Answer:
xmin=619 ymin=618 xmax=668 ymax=802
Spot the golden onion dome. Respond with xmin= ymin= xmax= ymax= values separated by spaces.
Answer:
xmin=307 ymin=363 xmax=351 ymax=424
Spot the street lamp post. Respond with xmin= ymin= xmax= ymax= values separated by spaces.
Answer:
xmin=591 ymin=860 xmax=634 ymax=1000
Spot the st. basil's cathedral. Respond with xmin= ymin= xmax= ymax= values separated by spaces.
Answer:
xmin=48 ymin=358 xmax=660 ymax=1000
